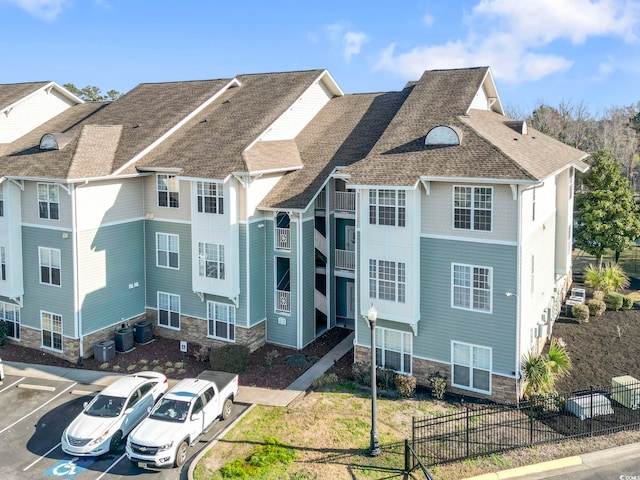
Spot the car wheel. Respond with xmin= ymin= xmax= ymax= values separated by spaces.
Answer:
xmin=109 ymin=431 xmax=123 ymax=452
xmin=222 ymin=397 xmax=233 ymax=421
xmin=174 ymin=440 xmax=188 ymax=468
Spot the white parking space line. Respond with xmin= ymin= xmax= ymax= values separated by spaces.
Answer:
xmin=0 ymin=377 xmax=26 ymax=393
xmin=95 ymin=452 xmax=127 ymax=479
xmin=22 ymin=442 xmax=61 ymax=471
xmin=18 ymin=384 xmax=56 ymax=392
xmin=0 ymin=382 xmax=77 ymax=435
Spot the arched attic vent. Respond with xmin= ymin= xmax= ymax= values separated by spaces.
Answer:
xmin=39 ymin=133 xmax=74 ymax=150
xmin=505 ymin=120 xmax=528 ymax=135
xmin=424 ymin=125 xmax=462 ymax=147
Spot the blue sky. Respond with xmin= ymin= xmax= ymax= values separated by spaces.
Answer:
xmin=2 ymin=0 xmax=639 ymax=115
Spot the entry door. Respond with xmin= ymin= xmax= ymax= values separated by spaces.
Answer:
xmin=346 ymin=282 xmax=355 ymax=319
xmin=345 ymin=226 xmax=355 ymax=251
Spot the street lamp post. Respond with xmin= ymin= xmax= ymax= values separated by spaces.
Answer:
xmin=367 ymin=304 xmax=381 ymax=456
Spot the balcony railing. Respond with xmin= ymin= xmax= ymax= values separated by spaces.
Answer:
xmin=335 ymin=191 xmax=355 ymax=213
xmin=314 ymin=229 xmax=327 ymax=257
xmin=335 ymin=249 xmax=355 ymax=271
xmin=276 ymin=289 xmax=291 ymax=313
xmin=315 ymin=190 xmax=327 ymax=210
xmin=275 ymin=227 xmax=290 ymax=250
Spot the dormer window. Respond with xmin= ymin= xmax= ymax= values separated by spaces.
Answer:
xmin=39 ymin=133 xmax=74 ymax=150
xmin=425 ymin=125 xmax=462 ymax=147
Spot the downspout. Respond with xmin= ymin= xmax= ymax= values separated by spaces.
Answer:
xmin=297 ymin=212 xmax=303 ymax=349
xmin=515 ymin=186 xmax=522 ymax=404
xmin=71 ymin=184 xmax=83 ymax=365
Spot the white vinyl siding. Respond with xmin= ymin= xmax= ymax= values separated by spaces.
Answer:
xmin=207 ymin=301 xmax=235 ymax=341
xmin=452 ymin=342 xmax=492 ymax=394
xmin=452 ymin=263 xmax=492 ymax=313
xmin=158 ymin=292 xmax=180 ymax=330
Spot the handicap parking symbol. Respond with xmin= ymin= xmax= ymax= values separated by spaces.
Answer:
xmin=45 ymin=457 xmax=95 ymax=479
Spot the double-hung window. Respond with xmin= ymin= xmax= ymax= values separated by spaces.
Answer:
xmin=198 ymin=243 xmax=225 ymax=279
xmin=38 ymin=183 xmax=59 ymax=220
xmin=369 ymin=189 xmax=405 ymax=226
xmin=158 ymin=292 xmax=180 ymax=329
xmin=452 ymin=342 xmax=491 ymax=393
xmin=0 ymin=302 xmax=20 ymax=339
xmin=0 ymin=246 xmax=5 ymax=281
xmin=157 ymin=233 xmax=179 ymax=269
xmin=157 ymin=174 xmax=179 ymax=208
xmin=39 ymin=247 xmax=61 ymax=286
xmin=369 ymin=259 xmax=406 ymax=303
xmin=197 ymin=181 xmax=223 ymax=214
xmin=41 ymin=311 xmax=63 ymax=352
xmin=452 ymin=263 xmax=491 ymax=312
xmin=207 ymin=301 xmax=235 ymax=341
xmin=375 ymin=328 xmax=412 ymax=374
xmin=453 ymin=186 xmax=492 ymax=231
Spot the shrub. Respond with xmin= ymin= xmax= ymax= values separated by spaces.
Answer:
xmin=0 ymin=320 xmax=7 ymax=347
xmin=264 ymin=349 xmax=280 ymax=368
xmin=376 ymin=366 xmax=396 ymax=391
xmin=395 ymin=374 xmax=417 ymax=398
xmin=605 ymin=292 xmax=624 ymax=311
xmin=592 ymin=290 xmax=605 ymax=301
xmin=428 ymin=372 xmax=448 ymax=400
xmin=210 ymin=344 xmax=250 ymax=374
xmin=311 ymin=373 xmax=338 ymax=389
xmin=622 ymin=295 xmax=635 ymax=309
xmin=571 ymin=304 xmax=590 ymax=324
xmin=352 ymin=362 xmax=371 ymax=387
xmin=126 ymin=364 xmax=137 ymax=372
xmin=192 ymin=346 xmax=210 ymax=362
xmin=587 ymin=298 xmax=606 ymax=316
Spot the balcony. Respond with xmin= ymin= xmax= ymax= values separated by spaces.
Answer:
xmin=335 ymin=249 xmax=355 ymax=271
xmin=276 ymin=290 xmax=291 ymax=313
xmin=335 ymin=191 xmax=355 ymax=213
xmin=275 ymin=227 xmax=290 ymax=250
xmin=314 ymin=190 xmax=327 ymax=210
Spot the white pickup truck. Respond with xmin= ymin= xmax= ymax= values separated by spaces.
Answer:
xmin=125 ymin=371 xmax=239 ymax=468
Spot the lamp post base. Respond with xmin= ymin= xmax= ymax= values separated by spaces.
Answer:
xmin=369 ymin=432 xmax=381 ymax=457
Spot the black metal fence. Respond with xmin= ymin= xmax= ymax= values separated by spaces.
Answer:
xmin=410 ymin=380 xmax=640 ymax=467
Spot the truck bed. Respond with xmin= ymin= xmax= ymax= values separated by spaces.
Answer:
xmin=197 ymin=370 xmax=238 ymax=393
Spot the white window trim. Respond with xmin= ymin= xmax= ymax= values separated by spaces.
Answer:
xmin=452 ymin=185 xmax=493 ymax=232
xmin=198 ymin=242 xmax=225 ymax=279
xmin=451 ymin=263 xmax=492 ymax=313
xmin=369 ymin=189 xmax=406 ymax=227
xmin=41 ymin=310 xmax=63 ymax=352
xmin=451 ymin=341 xmax=492 ymax=394
xmin=0 ymin=301 xmax=20 ymax=340
xmin=207 ymin=301 xmax=236 ymax=342
xmin=368 ymin=258 xmax=406 ymax=304
xmin=157 ymin=174 xmax=179 ymax=208
xmin=196 ymin=181 xmax=224 ymax=214
xmin=157 ymin=291 xmax=181 ymax=331
xmin=374 ymin=327 xmax=412 ymax=375
xmin=39 ymin=246 xmax=62 ymax=287
xmin=37 ymin=183 xmax=60 ymax=221
xmin=156 ymin=233 xmax=180 ymax=270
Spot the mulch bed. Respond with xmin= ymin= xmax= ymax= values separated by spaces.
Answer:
xmin=0 ymin=326 xmax=354 ymax=390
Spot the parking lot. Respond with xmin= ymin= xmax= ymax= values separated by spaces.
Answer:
xmin=0 ymin=372 xmax=247 ymax=480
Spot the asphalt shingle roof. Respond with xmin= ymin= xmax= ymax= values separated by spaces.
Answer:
xmin=0 ymin=81 xmax=49 ymax=112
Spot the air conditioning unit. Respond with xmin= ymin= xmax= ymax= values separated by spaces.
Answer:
xmin=611 ymin=375 xmax=640 ymax=409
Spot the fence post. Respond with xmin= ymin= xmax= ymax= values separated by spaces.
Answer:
xmin=529 ymin=404 xmax=534 ymax=445
xmin=466 ymin=405 xmax=470 ymax=458
xmin=404 ymin=436 xmax=410 ymax=474
xmin=589 ymin=386 xmax=594 ymax=437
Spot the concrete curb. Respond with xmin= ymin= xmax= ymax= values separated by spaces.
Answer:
xmin=462 ymin=456 xmax=583 ymax=480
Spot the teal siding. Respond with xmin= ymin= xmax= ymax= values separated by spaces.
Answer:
xmin=237 ymin=225 xmax=247 ymax=327
xmin=145 ymin=222 xmax=205 ymax=319
xmin=247 ymin=221 xmax=266 ymax=326
xmin=418 ymin=237 xmax=518 ymax=375
xmin=22 ymin=226 xmax=74 ymax=336
xmin=335 ymin=277 xmax=353 ymax=321
xmin=265 ymin=218 xmax=297 ymax=347
xmin=302 ymin=220 xmax=315 ymax=346
xmin=80 ymin=221 xmax=146 ymax=334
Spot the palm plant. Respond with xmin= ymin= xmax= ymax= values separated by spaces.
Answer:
xmin=546 ymin=338 xmax=572 ymax=378
xmin=521 ymin=338 xmax=572 ymax=399
xmin=584 ymin=263 xmax=630 ymax=294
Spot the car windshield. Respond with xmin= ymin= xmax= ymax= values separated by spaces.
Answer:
xmin=85 ymin=395 xmax=126 ymax=418
xmin=149 ymin=398 xmax=190 ymax=422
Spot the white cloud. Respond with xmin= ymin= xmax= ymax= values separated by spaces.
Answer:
xmin=0 ymin=0 xmax=69 ymax=21
xmin=374 ymin=0 xmax=639 ymax=84
xmin=594 ymin=58 xmax=615 ymax=80
xmin=422 ymin=13 xmax=434 ymax=26
xmin=325 ymin=22 xmax=369 ymax=63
